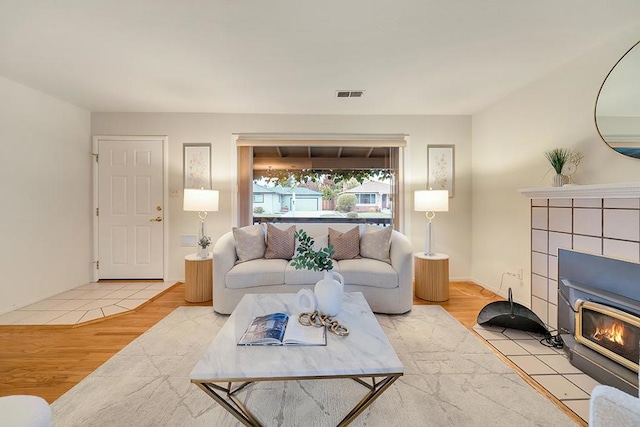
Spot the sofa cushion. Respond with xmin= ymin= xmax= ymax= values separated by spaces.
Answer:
xmin=329 ymin=226 xmax=360 ymax=260
xmin=233 ymin=225 xmax=266 ymax=262
xmin=285 ymin=261 xmax=341 ymax=285
xmin=294 ymin=230 xmax=329 ymax=255
xmin=337 ymin=258 xmax=398 ymax=289
xmin=226 ymin=259 xmax=288 ymax=289
xmin=360 ymin=226 xmax=392 ymax=264
xmin=265 ymin=224 xmax=296 ymax=259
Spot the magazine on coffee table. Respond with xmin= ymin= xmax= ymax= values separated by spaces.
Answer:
xmin=238 ymin=312 xmax=327 ymax=346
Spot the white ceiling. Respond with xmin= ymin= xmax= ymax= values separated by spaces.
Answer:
xmin=1 ymin=1 xmax=639 ymax=115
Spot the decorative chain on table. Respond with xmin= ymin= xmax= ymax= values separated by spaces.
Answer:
xmin=298 ymin=311 xmax=349 ymax=336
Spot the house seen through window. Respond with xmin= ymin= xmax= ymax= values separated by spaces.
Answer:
xmin=237 ymin=142 xmax=404 ymax=229
xmin=238 ymin=143 xmax=402 ymax=228
xmin=252 ymin=173 xmax=393 ymax=226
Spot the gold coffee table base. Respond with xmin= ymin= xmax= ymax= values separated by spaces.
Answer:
xmin=193 ymin=373 xmax=402 ymax=427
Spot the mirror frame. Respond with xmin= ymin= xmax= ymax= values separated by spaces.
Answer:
xmin=594 ymin=40 xmax=640 ymax=159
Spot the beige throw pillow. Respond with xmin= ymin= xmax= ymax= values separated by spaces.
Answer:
xmin=232 ymin=225 xmax=266 ymax=262
xmin=265 ymin=224 xmax=296 ymax=259
xmin=329 ymin=226 xmax=360 ymax=260
xmin=360 ymin=226 xmax=392 ymax=264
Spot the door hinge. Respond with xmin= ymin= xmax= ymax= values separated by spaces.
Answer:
xmin=96 ymin=207 xmax=99 ymax=216
xmin=96 ymin=260 xmax=99 ymax=270
xmin=92 ymin=153 xmax=99 ymax=163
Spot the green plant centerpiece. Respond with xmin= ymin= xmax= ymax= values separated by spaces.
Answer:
xmin=291 ymin=230 xmax=334 ymax=271
xmin=291 ymin=229 xmax=346 ymax=316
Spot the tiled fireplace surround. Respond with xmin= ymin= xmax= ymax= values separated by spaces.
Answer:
xmin=520 ymin=182 xmax=640 ymax=332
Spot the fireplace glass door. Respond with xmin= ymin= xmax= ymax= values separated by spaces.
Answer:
xmin=575 ymin=299 xmax=640 ymax=373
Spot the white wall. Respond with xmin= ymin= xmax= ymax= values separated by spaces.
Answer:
xmin=471 ymin=28 xmax=640 ymax=305
xmin=91 ymin=113 xmax=472 ymax=281
xmin=0 ymin=76 xmax=91 ymax=314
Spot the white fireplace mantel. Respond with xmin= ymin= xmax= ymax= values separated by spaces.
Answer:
xmin=519 ymin=182 xmax=640 ymax=199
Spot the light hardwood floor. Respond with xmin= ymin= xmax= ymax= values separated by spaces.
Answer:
xmin=0 ymin=281 xmax=582 ymax=425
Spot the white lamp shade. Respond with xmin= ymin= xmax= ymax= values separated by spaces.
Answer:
xmin=414 ymin=190 xmax=449 ymax=212
xmin=183 ymin=189 xmax=219 ymax=212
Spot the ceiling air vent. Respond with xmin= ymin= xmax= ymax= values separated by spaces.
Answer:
xmin=336 ymin=90 xmax=365 ymax=98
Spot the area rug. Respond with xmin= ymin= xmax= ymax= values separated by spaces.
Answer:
xmin=51 ymin=306 xmax=577 ymax=426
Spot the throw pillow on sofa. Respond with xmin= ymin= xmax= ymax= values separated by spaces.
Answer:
xmin=329 ymin=226 xmax=360 ymax=260
xmin=265 ymin=224 xmax=296 ymax=259
xmin=360 ymin=226 xmax=392 ymax=264
xmin=232 ymin=225 xmax=266 ymax=262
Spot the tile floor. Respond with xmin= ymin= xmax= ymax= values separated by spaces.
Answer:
xmin=0 ymin=281 xmax=177 ymax=326
xmin=473 ymin=324 xmax=599 ymax=424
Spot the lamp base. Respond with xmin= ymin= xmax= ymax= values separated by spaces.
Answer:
xmin=424 ymin=220 xmax=433 ymax=256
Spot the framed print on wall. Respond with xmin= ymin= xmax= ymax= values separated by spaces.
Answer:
xmin=183 ymin=143 xmax=211 ymax=189
xmin=427 ymin=145 xmax=454 ymax=197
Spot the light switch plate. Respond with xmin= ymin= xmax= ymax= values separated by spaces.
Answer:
xmin=181 ymin=234 xmax=197 ymax=247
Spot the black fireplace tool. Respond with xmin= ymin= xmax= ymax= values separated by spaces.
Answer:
xmin=477 ymin=287 xmax=550 ymax=336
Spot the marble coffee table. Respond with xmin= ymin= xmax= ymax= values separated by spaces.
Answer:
xmin=190 ymin=292 xmax=404 ymax=426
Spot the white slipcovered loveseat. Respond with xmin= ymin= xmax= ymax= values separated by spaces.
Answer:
xmin=212 ymin=223 xmax=413 ymax=315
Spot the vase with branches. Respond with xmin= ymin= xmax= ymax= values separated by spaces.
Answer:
xmin=544 ymin=148 xmax=582 ymax=187
xmin=197 ymin=236 xmax=211 ymax=258
xmin=291 ymin=230 xmax=345 ymax=315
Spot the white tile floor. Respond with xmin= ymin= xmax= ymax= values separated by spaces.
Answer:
xmin=473 ymin=324 xmax=599 ymax=424
xmin=0 ymin=281 xmax=177 ymax=326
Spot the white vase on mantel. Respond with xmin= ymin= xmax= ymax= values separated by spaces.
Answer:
xmin=552 ymin=173 xmax=566 ymax=187
xmin=314 ymin=271 xmax=345 ymax=316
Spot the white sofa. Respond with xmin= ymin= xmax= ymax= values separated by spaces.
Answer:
xmin=0 ymin=395 xmax=51 ymax=426
xmin=212 ymin=223 xmax=413 ymax=315
xmin=590 ymin=368 xmax=640 ymax=426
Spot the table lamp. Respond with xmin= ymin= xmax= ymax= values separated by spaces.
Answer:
xmin=183 ymin=188 xmax=219 ymax=242
xmin=414 ymin=190 xmax=449 ymax=256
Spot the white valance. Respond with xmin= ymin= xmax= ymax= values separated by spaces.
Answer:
xmin=234 ymin=133 xmax=408 ymax=147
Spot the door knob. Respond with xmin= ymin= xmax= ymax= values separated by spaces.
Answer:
xmin=150 ymin=217 xmax=163 ymax=222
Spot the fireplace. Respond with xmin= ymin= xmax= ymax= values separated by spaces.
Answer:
xmin=575 ymin=300 xmax=640 ymax=373
xmin=558 ymin=249 xmax=640 ymax=395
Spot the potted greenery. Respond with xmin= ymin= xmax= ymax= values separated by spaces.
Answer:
xmin=291 ymin=230 xmax=345 ymax=316
xmin=291 ymin=230 xmax=334 ymax=271
xmin=198 ymin=236 xmax=211 ymax=258
xmin=544 ymin=148 xmax=571 ymax=187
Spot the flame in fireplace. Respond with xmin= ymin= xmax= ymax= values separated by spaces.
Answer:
xmin=593 ymin=320 xmax=626 ymax=346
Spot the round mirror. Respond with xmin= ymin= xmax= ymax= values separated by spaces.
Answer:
xmin=595 ymin=40 xmax=640 ymax=159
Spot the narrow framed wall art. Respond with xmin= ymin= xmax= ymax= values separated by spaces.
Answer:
xmin=183 ymin=143 xmax=212 ymax=189
xmin=427 ymin=145 xmax=454 ymax=197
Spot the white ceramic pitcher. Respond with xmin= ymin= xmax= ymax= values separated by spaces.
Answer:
xmin=314 ymin=271 xmax=345 ymax=316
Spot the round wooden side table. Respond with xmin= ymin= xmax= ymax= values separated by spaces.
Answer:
xmin=414 ymin=252 xmax=450 ymax=302
xmin=185 ymin=253 xmax=213 ymax=303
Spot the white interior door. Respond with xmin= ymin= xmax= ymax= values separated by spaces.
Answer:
xmin=97 ymin=138 xmax=164 ymax=279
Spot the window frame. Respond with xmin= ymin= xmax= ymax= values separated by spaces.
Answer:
xmin=235 ymin=134 xmax=405 ymax=230
xmin=356 ymin=193 xmax=377 ymax=205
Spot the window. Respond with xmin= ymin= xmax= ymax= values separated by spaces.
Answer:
xmin=236 ymin=135 xmax=405 ymax=229
xmin=356 ymin=193 xmax=377 ymax=204
xmin=253 ymin=194 xmax=264 ymax=203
